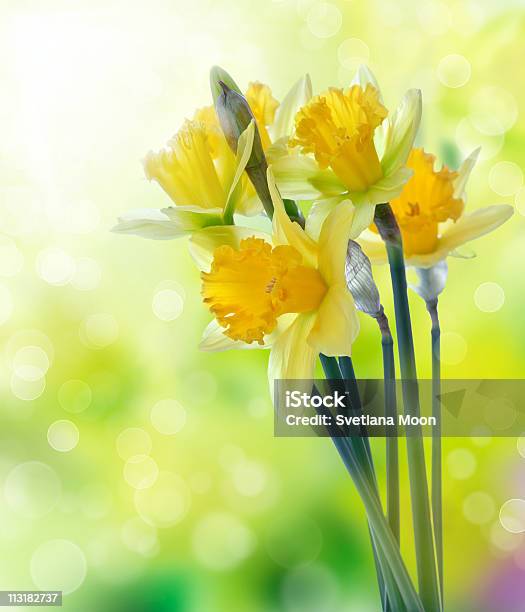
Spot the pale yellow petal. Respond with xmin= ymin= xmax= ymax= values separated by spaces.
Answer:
xmin=270 ymin=75 xmax=312 ymax=141
xmin=268 ymin=312 xmax=317 ymax=383
xmin=305 ymin=197 xmax=341 ymax=241
xmin=268 ymin=167 xmax=318 ymax=267
xmin=453 ymin=148 xmax=480 ymax=200
xmin=307 ymin=285 xmax=360 ymax=357
xmin=113 ymin=207 xmax=222 ymax=240
xmin=223 ymin=121 xmax=255 ymax=221
xmin=189 ymin=225 xmax=271 ymax=271
xmin=357 ymin=230 xmax=388 ymax=264
xmin=317 ymin=200 xmax=356 ymax=285
xmin=437 ymin=204 xmax=513 ymax=255
xmin=200 ymin=314 xmax=297 ymax=352
xmin=403 ymin=204 xmax=514 ymax=268
xmin=381 ymin=89 xmax=422 ymax=177
xmin=271 ymin=154 xmax=346 ymax=200
xmin=351 ymin=65 xmax=383 ymax=100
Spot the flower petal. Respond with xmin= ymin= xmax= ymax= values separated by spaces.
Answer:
xmin=453 ymin=148 xmax=480 ymax=200
xmin=223 ymin=121 xmax=256 ymax=220
xmin=268 ymin=312 xmax=317 ymax=383
xmin=357 ymin=229 xmax=388 ymax=264
xmin=352 ymin=65 xmax=383 ymax=100
xmin=305 ymin=197 xmax=343 ymax=241
xmin=200 ymin=314 xmax=297 ymax=352
xmin=200 ymin=319 xmax=269 ymax=352
xmin=437 ymin=204 xmax=513 ymax=255
xmin=268 ymin=168 xmax=318 ymax=267
xmin=409 ymin=261 xmax=448 ymax=302
xmin=307 ymin=284 xmax=360 ymax=357
xmin=351 ymin=167 xmax=413 ymax=207
xmin=317 ymin=199 xmax=375 ymax=288
xmin=189 ymin=225 xmax=270 ymax=271
xmin=112 ymin=207 xmax=223 ymax=240
xmin=271 ymin=154 xmax=346 ymax=200
xmin=380 ymin=89 xmax=422 ymax=177
xmin=270 ymin=75 xmax=312 ymax=141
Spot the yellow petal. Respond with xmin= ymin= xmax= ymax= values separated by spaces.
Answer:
xmin=305 ymin=197 xmax=341 ymax=241
xmin=270 ymin=75 xmax=312 ymax=141
xmin=352 ymin=64 xmax=383 ymax=99
xmin=436 ymin=204 xmax=513 ymax=256
xmin=223 ymin=121 xmax=255 ymax=222
xmin=113 ymin=207 xmax=223 ymax=240
xmin=357 ymin=230 xmax=388 ymax=264
xmin=268 ymin=312 xmax=317 ymax=383
xmin=381 ymin=89 xmax=422 ymax=177
xmin=453 ymin=148 xmax=480 ymax=200
xmin=200 ymin=313 xmax=298 ymax=353
xmin=267 ymin=168 xmax=318 ymax=267
xmin=317 ymin=200 xmax=356 ymax=285
xmin=200 ymin=319 xmax=270 ymax=352
xmin=189 ymin=225 xmax=270 ymax=271
xmin=271 ymin=154 xmax=346 ymax=200
xmin=307 ymin=285 xmax=360 ymax=357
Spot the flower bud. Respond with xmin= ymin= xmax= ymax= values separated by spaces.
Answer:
xmin=209 ymin=65 xmax=242 ymax=104
xmin=345 ymin=240 xmax=381 ymax=317
xmin=409 ymin=261 xmax=448 ymax=304
xmin=212 ymin=79 xmax=274 ymax=217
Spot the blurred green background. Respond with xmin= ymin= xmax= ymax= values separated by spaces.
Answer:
xmin=0 ymin=0 xmax=524 ymax=610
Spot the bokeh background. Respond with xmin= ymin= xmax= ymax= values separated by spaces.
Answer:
xmin=0 ymin=0 xmax=524 ymax=610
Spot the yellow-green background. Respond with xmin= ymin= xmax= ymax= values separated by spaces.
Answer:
xmin=0 ymin=0 xmax=524 ymax=610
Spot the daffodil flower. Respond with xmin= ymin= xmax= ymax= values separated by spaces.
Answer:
xmin=358 ymin=147 xmax=514 ymax=269
xmin=271 ymin=66 xmax=422 ymax=239
xmin=189 ymin=170 xmax=360 ymax=383
xmin=113 ymin=77 xmax=312 ymax=240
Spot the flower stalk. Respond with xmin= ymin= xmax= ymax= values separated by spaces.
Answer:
xmin=374 ymin=202 xmax=442 ymax=612
xmin=314 ymin=378 xmax=424 ymax=611
xmin=374 ymin=308 xmax=400 ymax=546
xmin=427 ymin=297 xmax=443 ymax=601
xmin=318 ymin=356 xmax=415 ymax=611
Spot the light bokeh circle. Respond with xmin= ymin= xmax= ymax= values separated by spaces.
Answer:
xmin=474 ymin=282 xmax=505 ymax=313
xmin=30 ymin=539 xmax=86 ymax=594
xmin=134 ymin=471 xmax=191 ymax=528
xmin=4 ymin=461 xmax=61 ymax=518
xmin=500 ymin=499 xmax=525 ymax=533
xmin=47 ymin=420 xmax=80 ymax=452
xmin=150 ymin=399 xmax=186 ymax=435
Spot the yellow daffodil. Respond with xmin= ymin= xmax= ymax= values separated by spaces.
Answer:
xmin=271 ymin=66 xmax=422 ymax=240
xmin=188 ymin=170 xmax=360 ymax=383
xmin=113 ymin=76 xmax=312 ymax=239
xmin=358 ymin=147 xmax=514 ymax=268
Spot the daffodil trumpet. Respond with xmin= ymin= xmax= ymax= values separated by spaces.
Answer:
xmin=115 ymin=71 xmax=314 ymax=240
xmin=359 ymin=148 xmax=514 ymax=268
xmin=272 ymin=65 xmax=422 ymax=242
xmin=192 ymin=169 xmax=361 ymax=384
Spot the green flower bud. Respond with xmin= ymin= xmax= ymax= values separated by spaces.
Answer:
xmin=210 ymin=68 xmax=305 ymax=226
xmin=209 ymin=65 xmax=242 ymax=104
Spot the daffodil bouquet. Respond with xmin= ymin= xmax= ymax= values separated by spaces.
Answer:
xmin=115 ymin=65 xmax=513 ymax=611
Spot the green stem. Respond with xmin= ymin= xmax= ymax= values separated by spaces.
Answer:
xmin=321 ymin=355 xmax=401 ymax=612
xmin=375 ymin=309 xmax=400 ymax=546
xmin=427 ymin=298 xmax=443 ymax=601
xmin=374 ymin=203 xmax=442 ymax=612
xmin=325 ymin=417 xmax=424 ymax=611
